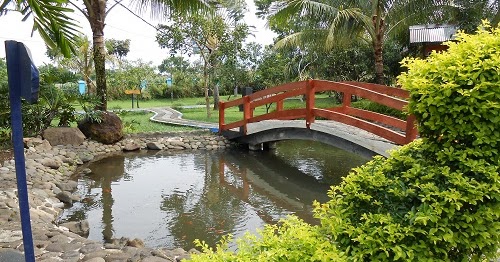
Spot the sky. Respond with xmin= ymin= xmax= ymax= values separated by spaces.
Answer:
xmin=0 ymin=0 xmax=276 ymax=67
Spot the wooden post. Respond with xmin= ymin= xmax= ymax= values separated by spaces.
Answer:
xmin=219 ymin=101 xmax=225 ymax=133
xmin=277 ymin=100 xmax=284 ymax=112
xmin=405 ymin=114 xmax=418 ymax=143
xmin=305 ymin=80 xmax=315 ymax=128
xmin=342 ymin=91 xmax=352 ymax=108
xmin=243 ymin=96 xmax=251 ymax=134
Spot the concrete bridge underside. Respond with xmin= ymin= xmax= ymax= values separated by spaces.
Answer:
xmin=222 ymin=120 xmax=400 ymax=158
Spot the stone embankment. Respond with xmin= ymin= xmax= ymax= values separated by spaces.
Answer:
xmin=0 ymin=130 xmax=233 ymax=262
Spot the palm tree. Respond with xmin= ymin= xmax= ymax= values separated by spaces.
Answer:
xmin=268 ymin=0 xmax=449 ymax=84
xmin=1 ymin=0 xmax=209 ymax=110
xmin=47 ymin=35 xmax=96 ymax=93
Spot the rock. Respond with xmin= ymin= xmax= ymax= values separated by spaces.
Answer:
xmin=59 ymin=220 xmax=90 ymax=237
xmin=143 ymin=257 xmax=169 ymax=262
xmin=23 ymin=137 xmax=52 ymax=150
xmin=78 ymin=153 xmax=94 ymax=163
xmin=85 ymin=258 xmax=106 ymax=262
xmin=78 ymin=112 xmax=123 ymax=144
xmin=45 ymin=242 xmax=64 ymax=252
xmin=146 ymin=142 xmax=163 ymax=150
xmin=126 ymin=238 xmax=144 ymax=248
xmin=41 ymin=159 xmax=61 ymax=169
xmin=0 ymin=248 xmax=25 ymax=262
xmin=55 ymin=191 xmax=73 ymax=205
xmin=123 ymin=143 xmax=141 ymax=151
xmin=104 ymin=251 xmax=130 ymax=261
xmin=43 ymin=127 xmax=86 ymax=146
xmin=56 ymin=181 xmax=78 ymax=192
xmin=80 ymin=243 xmax=104 ymax=254
xmin=82 ymin=168 xmax=92 ymax=175
xmin=0 ymin=230 xmax=23 ymax=242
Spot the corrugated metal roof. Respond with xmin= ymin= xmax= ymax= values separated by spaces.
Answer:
xmin=409 ymin=24 xmax=457 ymax=43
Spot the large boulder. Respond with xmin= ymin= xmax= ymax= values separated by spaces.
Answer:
xmin=42 ymin=127 xmax=86 ymax=146
xmin=78 ymin=112 xmax=123 ymax=144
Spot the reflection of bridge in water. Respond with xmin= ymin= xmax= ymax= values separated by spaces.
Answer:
xmin=220 ymin=80 xmax=418 ymax=157
xmin=215 ymin=150 xmax=330 ymax=225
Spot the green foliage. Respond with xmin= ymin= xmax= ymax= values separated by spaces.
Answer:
xmin=106 ymin=39 xmax=130 ymax=59
xmin=399 ymin=22 xmax=500 ymax=161
xmin=190 ymin=216 xmax=346 ymax=262
xmin=0 ymin=0 xmax=78 ymax=57
xmin=106 ymin=60 xmax=162 ymax=99
xmin=352 ymin=100 xmax=405 ymax=119
xmin=315 ymin=140 xmax=499 ymax=261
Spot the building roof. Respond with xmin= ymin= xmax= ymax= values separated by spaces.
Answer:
xmin=409 ymin=24 xmax=457 ymax=44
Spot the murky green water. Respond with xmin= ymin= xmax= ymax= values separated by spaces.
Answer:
xmin=59 ymin=140 xmax=369 ymax=249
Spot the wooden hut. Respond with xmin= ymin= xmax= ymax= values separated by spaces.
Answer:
xmin=409 ymin=24 xmax=457 ymax=57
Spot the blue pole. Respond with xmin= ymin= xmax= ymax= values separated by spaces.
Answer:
xmin=5 ymin=41 xmax=35 ymax=262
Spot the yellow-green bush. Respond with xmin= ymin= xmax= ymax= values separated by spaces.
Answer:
xmin=190 ymin=216 xmax=346 ymax=262
xmin=399 ymin=22 xmax=500 ymax=161
xmin=188 ymin=23 xmax=500 ymax=261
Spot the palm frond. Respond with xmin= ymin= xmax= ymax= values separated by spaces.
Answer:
xmin=325 ymin=7 xmax=370 ymax=49
xmin=270 ymin=0 xmax=345 ymax=27
xmin=130 ymin=0 xmax=210 ymax=20
xmin=0 ymin=0 xmax=80 ymax=57
xmin=274 ymin=29 xmax=330 ymax=50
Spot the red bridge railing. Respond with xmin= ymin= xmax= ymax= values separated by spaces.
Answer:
xmin=219 ymin=80 xmax=418 ymax=145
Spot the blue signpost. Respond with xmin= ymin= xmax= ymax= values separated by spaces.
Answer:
xmin=78 ymin=80 xmax=86 ymax=95
xmin=166 ymin=76 xmax=173 ymax=101
xmin=5 ymin=40 xmax=38 ymax=262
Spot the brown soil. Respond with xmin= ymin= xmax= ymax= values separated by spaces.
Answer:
xmin=0 ymin=149 xmax=13 ymax=163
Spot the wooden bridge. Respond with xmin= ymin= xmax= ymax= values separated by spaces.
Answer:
xmin=218 ymin=80 xmax=418 ymax=157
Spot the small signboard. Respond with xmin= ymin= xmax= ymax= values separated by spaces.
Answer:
xmin=125 ymin=89 xmax=141 ymax=95
xmin=78 ymin=80 xmax=86 ymax=95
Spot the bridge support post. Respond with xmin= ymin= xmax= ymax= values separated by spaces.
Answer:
xmin=248 ymin=143 xmax=263 ymax=151
xmin=263 ymin=142 xmax=277 ymax=150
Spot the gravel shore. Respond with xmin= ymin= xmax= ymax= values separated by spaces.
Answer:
xmin=0 ymin=130 xmax=233 ymax=262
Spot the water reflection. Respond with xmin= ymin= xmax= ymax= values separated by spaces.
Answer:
xmin=59 ymin=141 xmax=369 ymax=249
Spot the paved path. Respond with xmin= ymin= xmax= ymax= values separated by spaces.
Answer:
xmin=146 ymin=107 xmax=219 ymax=131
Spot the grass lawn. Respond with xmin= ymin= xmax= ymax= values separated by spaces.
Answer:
xmin=116 ymin=110 xmax=197 ymax=134
xmin=177 ymin=95 xmax=340 ymax=123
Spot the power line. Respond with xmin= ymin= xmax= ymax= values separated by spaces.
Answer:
xmin=112 ymin=0 xmax=161 ymax=31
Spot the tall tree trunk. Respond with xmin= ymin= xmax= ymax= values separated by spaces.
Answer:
xmin=372 ymin=15 xmax=385 ymax=85
xmin=213 ymin=83 xmax=220 ymax=110
xmin=203 ymin=62 xmax=211 ymax=118
xmin=93 ymin=35 xmax=107 ymax=110
xmin=89 ymin=0 xmax=108 ymax=111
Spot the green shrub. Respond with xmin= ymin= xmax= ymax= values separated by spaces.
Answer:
xmin=398 ymin=22 xmax=500 ymax=161
xmin=315 ymin=140 xmax=499 ymax=261
xmin=190 ymin=216 xmax=346 ymax=262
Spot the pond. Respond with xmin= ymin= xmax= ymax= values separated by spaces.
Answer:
xmin=59 ymin=140 xmax=369 ymax=250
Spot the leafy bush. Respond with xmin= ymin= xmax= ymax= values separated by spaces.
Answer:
xmin=190 ymin=216 xmax=346 ymax=262
xmin=399 ymin=22 xmax=500 ymax=161
xmin=187 ymin=23 xmax=499 ymax=261
xmin=315 ymin=140 xmax=499 ymax=261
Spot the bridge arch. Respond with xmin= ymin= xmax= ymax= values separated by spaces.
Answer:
xmin=227 ymin=126 xmax=395 ymax=158
xmin=219 ymin=80 xmax=417 ymax=156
